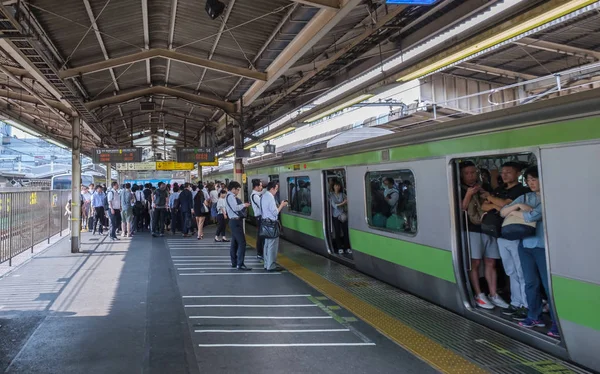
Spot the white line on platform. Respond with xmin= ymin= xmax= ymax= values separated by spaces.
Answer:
xmin=182 ymin=295 xmax=311 ymax=298
xmin=179 ymin=273 xmax=281 ymax=276
xmin=195 ymin=329 xmax=350 ymax=333
xmin=172 ymin=256 xmax=234 ymax=258
xmin=177 ymin=268 xmax=235 ymax=270
xmin=171 ymin=256 xmax=229 ymax=258
xmin=189 ymin=316 xmax=331 ymax=319
xmin=197 ymin=343 xmax=376 ymax=347
xmin=184 ymin=304 xmax=318 ymax=308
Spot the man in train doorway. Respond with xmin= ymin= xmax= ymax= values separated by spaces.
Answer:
xmin=250 ymin=179 xmax=265 ymax=260
xmin=482 ymin=162 xmax=530 ymax=320
xmin=460 ymin=161 xmax=509 ymax=310
xmin=261 ymin=181 xmax=288 ymax=272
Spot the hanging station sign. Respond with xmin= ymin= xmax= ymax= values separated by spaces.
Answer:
xmin=176 ymin=147 xmax=215 ymax=163
xmin=92 ymin=148 xmax=142 ymax=163
xmin=115 ymin=162 xmax=157 ymax=171
xmin=199 ymin=157 xmax=219 ymax=167
xmin=156 ymin=161 xmax=196 ymax=171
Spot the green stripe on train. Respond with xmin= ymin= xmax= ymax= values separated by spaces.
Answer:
xmin=552 ymin=275 xmax=600 ymax=331
xmin=350 ymin=229 xmax=456 ymax=284
xmin=281 ymin=213 xmax=324 ymax=239
xmin=280 ymin=213 xmax=454 ymax=283
xmin=247 ymin=116 xmax=600 ymax=175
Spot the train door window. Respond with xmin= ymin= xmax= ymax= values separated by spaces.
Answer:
xmin=365 ymin=170 xmax=417 ymax=235
xmin=323 ymin=169 xmax=353 ymax=260
xmin=287 ymin=176 xmax=311 ymax=215
xmin=453 ymin=153 xmax=558 ymax=339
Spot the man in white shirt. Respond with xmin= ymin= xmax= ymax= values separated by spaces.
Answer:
xmin=261 ymin=181 xmax=288 ymax=272
xmin=225 ymin=182 xmax=251 ymax=271
xmin=107 ymin=181 xmax=122 ymax=240
xmin=250 ymin=179 xmax=264 ymax=259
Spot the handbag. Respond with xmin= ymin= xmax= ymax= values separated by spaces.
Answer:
xmin=259 ymin=196 xmax=280 ymax=238
xmin=338 ymin=212 xmax=347 ymax=223
xmin=501 ymin=194 xmax=537 ymax=240
xmin=481 ymin=210 xmax=503 ymax=238
xmin=501 ymin=214 xmax=536 ymax=240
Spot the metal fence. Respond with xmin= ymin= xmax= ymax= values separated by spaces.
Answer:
xmin=0 ymin=190 xmax=71 ymax=266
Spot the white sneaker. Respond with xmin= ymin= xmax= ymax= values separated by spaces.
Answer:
xmin=337 ymin=249 xmax=344 ymax=254
xmin=489 ymin=294 xmax=509 ymax=309
xmin=346 ymin=249 xmax=353 ymax=254
xmin=475 ymin=293 xmax=495 ymax=310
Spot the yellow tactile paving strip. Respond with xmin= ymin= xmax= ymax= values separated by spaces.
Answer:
xmin=245 ymin=234 xmax=487 ymax=374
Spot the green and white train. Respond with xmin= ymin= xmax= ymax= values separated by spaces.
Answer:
xmin=207 ymin=89 xmax=600 ymax=371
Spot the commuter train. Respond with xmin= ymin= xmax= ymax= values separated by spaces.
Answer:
xmin=207 ymin=89 xmax=600 ymax=371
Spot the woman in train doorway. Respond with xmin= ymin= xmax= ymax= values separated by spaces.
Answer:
xmin=500 ymin=166 xmax=559 ymax=338
xmin=330 ymin=180 xmax=351 ymax=254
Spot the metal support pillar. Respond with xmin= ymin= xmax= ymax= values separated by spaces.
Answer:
xmin=106 ymin=162 xmax=112 ymax=185
xmin=71 ymin=116 xmax=81 ymax=253
xmin=232 ymin=122 xmax=244 ymax=202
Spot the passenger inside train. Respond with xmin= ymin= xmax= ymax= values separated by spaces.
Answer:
xmin=457 ymin=155 xmax=558 ymax=338
xmin=366 ymin=170 xmax=417 ymax=234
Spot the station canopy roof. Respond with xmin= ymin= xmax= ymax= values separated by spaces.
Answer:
xmin=0 ymin=0 xmax=597 ymax=160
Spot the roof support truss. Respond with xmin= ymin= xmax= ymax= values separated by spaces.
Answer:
xmin=242 ymin=0 xmax=362 ymax=106
xmin=85 ymin=86 xmax=236 ymax=113
xmin=457 ymin=62 xmax=539 ymax=81
xmin=59 ymin=49 xmax=268 ymax=81
xmin=515 ymin=37 xmax=600 ymax=61
xmin=290 ymin=0 xmax=340 ymax=9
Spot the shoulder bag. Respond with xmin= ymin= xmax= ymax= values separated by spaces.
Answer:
xmin=500 ymin=194 xmax=537 ymax=240
xmin=226 ymin=194 xmax=247 ymax=218
xmin=259 ymin=195 xmax=280 ymax=238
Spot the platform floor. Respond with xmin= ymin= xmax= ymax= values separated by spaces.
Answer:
xmin=0 ymin=224 xmax=592 ymax=373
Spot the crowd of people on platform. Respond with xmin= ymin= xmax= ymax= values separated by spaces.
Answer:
xmin=72 ymin=179 xmax=287 ymax=272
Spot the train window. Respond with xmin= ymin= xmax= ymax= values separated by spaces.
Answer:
xmin=287 ymin=176 xmax=311 ymax=215
xmin=365 ymin=170 xmax=417 ymax=235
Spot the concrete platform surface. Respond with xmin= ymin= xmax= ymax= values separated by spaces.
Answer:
xmin=0 ymin=226 xmax=438 ymax=374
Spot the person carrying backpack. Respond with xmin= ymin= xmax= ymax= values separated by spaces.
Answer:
xmin=152 ymin=182 xmax=168 ymax=237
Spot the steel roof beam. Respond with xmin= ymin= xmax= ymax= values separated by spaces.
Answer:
xmin=59 ymin=49 xmax=268 ymax=81
xmin=242 ymin=0 xmax=362 ymax=106
xmin=85 ymin=86 xmax=236 ymax=113
xmin=457 ymin=62 xmax=539 ymax=81
xmin=515 ymin=37 xmax=600 ymax=61
xmin=0 ymin=90 xmax=70 ymax=113
xmin=290 ymin=0 xmax=340 ymax=9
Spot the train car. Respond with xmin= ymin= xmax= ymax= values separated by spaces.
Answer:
xmin=210 ymin=89 xmax=600 ymax=372
xmin=51 ymin=173 xmax=97 ymax=190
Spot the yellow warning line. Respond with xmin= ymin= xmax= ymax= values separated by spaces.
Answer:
xmin=246 ymin=234 xmax=487 ymax=374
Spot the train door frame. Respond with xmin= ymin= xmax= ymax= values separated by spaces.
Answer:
xmin=447 ymin=147 xmax=564 ymax=349
xmin=321 ymin=168 xmax=354 ymax=262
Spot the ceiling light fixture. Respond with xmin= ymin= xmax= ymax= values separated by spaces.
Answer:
xmin=263 ymin=126 xmax=296 ymax=141
xmin=303 ymin=94 xmax=373 ymax=123
xmin=397 ymin=0 xmax=598 ymax=82
xmin=205 ymin=0 xmax=225 ymax=20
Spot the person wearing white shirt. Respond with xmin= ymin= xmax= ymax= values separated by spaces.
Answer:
xmin=226 ymin=182 xmax=251 ymax=271
xmin=261 ymin=181 xmax=288 ymax=272
xmin=250 ymin=179 xmax=264 ymax=259
xmin=107 ymin=181 xmax=122 ymax=240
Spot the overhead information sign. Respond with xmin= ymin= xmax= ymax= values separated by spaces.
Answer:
xmin=156 ymin=161 xmax=196 ymax=171
xmin=199 ymin=157 xmax=219 ymax=167
xmin=176 ymin=147 xmax=215 ymax=163
xmin=116 ymin=162 xmax=157 ymax=171
xmin=386 ymin=0 xmax=436 ymax=4
xmin=92 ymin=148 xmax=142 ymax=163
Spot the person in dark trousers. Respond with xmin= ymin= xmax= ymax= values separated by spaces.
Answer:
xmin=179 ymin=183 xmax=194 ymax=237
xmin=225 ymin=181 xmax=251 ymax=271
xmin=91 ymin=185 xmax=106 ymax=235
xmin=250 ymin=179 xmax=264 ymax=259
xmin=152 ymin=182 xmax=169 ymax=237
xmin=107 ymin=181 xmax=122 ymax=241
